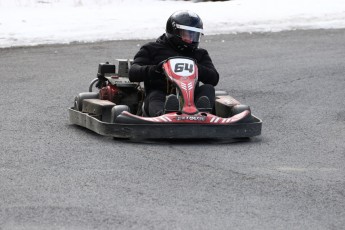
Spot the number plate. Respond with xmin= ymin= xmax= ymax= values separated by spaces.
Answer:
xmin=169 ymin=58 xmax=195 ymax=77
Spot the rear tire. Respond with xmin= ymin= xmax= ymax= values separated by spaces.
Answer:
xmin=111 ymin=105 xmax=130 ymax=123
xmin=74 ymin=92 xmax=99 ymax=111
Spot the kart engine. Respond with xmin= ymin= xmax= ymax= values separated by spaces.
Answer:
xmin=99 ymin=84 xmax=142 ymax=113
xmin=97 ymin=60 xmax=143 ymax=114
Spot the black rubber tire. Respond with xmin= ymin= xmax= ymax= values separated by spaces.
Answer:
xmin=231 ymin=104 xmax=251 ymax=115
xmin=111 ymin=105 xmax=130 ymax=123
xmin=74 ymin=92 xmax=99 ymax=111
xmin=231 ymin=104 xmax=252 ymax=122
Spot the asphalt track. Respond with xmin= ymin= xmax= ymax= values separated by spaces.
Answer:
xmin=0 ymin=29 xmax=344 ymax=230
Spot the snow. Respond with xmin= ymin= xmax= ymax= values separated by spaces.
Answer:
xmin=0 ymin=0 xmax=345 ymax=48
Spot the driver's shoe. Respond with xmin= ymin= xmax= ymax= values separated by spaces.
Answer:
xmin=196 ymin=96 xmax=212 ymax=113
xmin=164 ymin=94 xmax=180 ymax=113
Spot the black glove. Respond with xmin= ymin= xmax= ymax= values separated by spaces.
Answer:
xmin=156 ymin=60 xmax=165 ymax=73
xmin=148 ymin=60 xmax=165 ymax=80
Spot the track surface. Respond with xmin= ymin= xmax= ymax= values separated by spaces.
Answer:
xmin=1 ymin=29 xmax=344 ymax=230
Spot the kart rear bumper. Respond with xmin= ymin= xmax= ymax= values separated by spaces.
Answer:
xmin=69 ymin=108 xmax=262 ymax=140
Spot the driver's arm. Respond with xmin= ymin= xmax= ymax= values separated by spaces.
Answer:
xmin=129 ymin=46 xmax=159 ymax=82
xmin=196 ymin=50 xmax=219 ymax=86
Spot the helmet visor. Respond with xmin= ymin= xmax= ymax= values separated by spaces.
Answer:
xmin=175 ymin=24 xmax=203 ymax=44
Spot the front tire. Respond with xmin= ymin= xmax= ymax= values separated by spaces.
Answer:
xmin=111 ymin=105 xmax=130 ymax=123
xmin=231 ymin=104 xmax=252 ymax=122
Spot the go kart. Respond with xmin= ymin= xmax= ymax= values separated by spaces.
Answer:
xmin=68 ymin=57 xmax=262 ymax=140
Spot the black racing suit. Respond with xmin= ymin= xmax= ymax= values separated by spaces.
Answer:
xmin=129 ymin=34 xmax=219 ymax=117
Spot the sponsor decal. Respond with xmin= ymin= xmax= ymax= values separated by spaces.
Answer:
xmin=176 ymin=116 xmax=206 ymax=121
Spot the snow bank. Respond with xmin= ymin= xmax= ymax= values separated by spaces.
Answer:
xmin=0 ymin=0 xmax=345 ymax=47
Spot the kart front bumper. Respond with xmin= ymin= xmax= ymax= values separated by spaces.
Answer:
xmin=69 ymin=108 xmax=262 ymax=140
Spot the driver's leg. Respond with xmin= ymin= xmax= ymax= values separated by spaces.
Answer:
xmin=195 ymin=84 xmax=215 ymax=109
xmin=145 ymin=90 xmax=166 ymax=117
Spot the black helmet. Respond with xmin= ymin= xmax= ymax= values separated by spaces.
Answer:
xmin=166 ymin=10 xmax=203 ymax=52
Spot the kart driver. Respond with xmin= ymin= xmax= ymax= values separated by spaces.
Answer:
xmin=129 ymin=10 xmax=219 ymax=117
